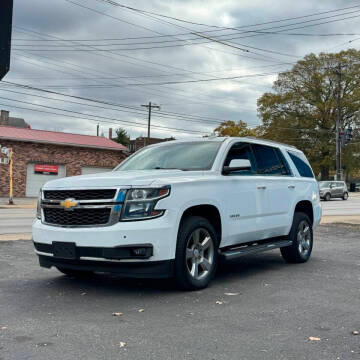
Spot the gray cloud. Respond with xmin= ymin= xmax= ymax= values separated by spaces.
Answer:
xmin=2 ymin=0 xmax=360 ymax=139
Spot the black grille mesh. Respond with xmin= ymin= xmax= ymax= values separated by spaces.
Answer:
xmin=44 ymin=208 xmax=111 ymax=226
xmin=44 ymin=189 xmax=116 ymax=201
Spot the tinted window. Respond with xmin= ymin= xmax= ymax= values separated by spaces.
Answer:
xmin=116 ymin=141 xmax=221 ymax=171
xmin=252 ymin=144 xmax=288 ymax=175
xmin=319 ymin=181 xmax=331 ymax=188
xmin=288 ymin=151 xmax=314 ymax=178
xmin=224 ymin=142 xmax=256 ymax=175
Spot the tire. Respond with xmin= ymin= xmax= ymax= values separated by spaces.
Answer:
xmin=175 ymin=216 xmax=218 ymax=290
xmin=56 ymin=267 xmax=94 ymax=278
xmin=280 ymin=212 xmax=313 ymax=263
xmin=342 ymin=192 xmax=348 ymax=200
xmin=324 ymin=193 xmax=331 ymax=201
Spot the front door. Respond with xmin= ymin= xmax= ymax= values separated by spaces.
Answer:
xmin=220 ymin=142 xmax=268 ymax=247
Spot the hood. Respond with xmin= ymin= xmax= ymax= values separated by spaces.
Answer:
xmin=42 ymin=169 xmax=208 ymax=189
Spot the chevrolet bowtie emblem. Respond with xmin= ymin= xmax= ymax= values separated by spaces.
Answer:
xmin=60 ymin=198 xmax=78 ymax=210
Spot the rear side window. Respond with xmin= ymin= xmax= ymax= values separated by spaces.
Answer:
xmin=252 ymin=144 xmax=289 ymax=175
xmin=288 ymin=151 xmax=314 ymax=178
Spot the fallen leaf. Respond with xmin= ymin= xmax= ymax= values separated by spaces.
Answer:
xmin=352 ymin=330 xmax=359 ymax=335
xmin=215 ymin=301 xmax=223 ymax=305
xmin=112 ymin=312 xmax=123 ymax=317
xmin=309 ymin=336 xmax=321 ymax=341
xmin=119 ymin=341 xmax=126 ymax=348
xmin=224 ymin=292 xmax=239 ymax=296
xmin=138 ymin=309 xmax=144 ymax=313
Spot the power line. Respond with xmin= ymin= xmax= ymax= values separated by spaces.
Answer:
xmin=93 ymin=1 xmax=360 ymax=31
xmin=0 ymin=86 xmax=228 ymax=125
xmin=0 ymin=96 xmax=209 ymax=135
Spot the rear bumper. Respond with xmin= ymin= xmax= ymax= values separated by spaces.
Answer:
xmin=38 ymin=254 xmax=174 ymax=278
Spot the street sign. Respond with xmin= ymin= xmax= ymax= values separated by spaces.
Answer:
xmin=1 ymin=147 xmax=10 ymax=156
xmin=0 ymin=0 xmax=14 ymax=80
xmin=0 ymin=158 xmax=9 ymax=165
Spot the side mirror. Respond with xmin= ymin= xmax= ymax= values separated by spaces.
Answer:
xmin=223 ymin=159 xmax=251 ymax=175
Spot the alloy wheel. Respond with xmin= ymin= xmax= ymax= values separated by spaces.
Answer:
xmin=185 ymin=228 xmax=215 ymax=280
xmin=297 ymin=220 xmax=311 ymax=256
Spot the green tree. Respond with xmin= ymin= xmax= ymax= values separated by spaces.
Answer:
xmin=257 ymin=49 xmax=360 ymax=180
xmin=214 ymin=120 xmax=257 ymax=137
xmin=114 ymin=128 xmax=130 ymax=147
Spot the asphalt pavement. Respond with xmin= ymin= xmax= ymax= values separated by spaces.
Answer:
xmin=321 ymin=194 xmax=360 ymax=216
xmin=0 ymin=224 xmax=359 ymax=360
xmin=0 ymin=208 xmax=35 ymax=235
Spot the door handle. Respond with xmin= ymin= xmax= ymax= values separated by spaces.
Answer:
xmin=257 ymin=185 xmax=266 ymax=190
xmin=288 ymin=185 xmax=296 ymax=189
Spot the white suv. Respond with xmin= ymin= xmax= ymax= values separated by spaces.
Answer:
xmin=33 ymin=137 xmax=322 ymax=290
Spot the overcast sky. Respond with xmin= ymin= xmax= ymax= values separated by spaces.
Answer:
xmin=1 ymin=0 xmax=359 ymax=139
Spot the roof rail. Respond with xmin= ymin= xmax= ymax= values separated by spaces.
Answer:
xmin=244 ymin=136 xmax=298 ymax=149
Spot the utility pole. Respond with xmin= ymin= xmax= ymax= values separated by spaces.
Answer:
xmin=335 ymin=63 xmax=343 ymax=181
xmin=8 ymin=148 xmax=13 ymax=205
xmin=96 ymin=124 xmax=99 ymax=136
xmin=141 ymin=102 xmax=160 ymax=145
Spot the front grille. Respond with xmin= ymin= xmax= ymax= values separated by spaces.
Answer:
xmin=44 ymin=189 xmax=116 ymax=201
xmin=44 ymin=208 xmax=111 ymax=226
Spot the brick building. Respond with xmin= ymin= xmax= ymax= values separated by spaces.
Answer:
xmin=128 ymin=136 xmax=174 ymax=153
xmin=0 ymin=125 xmax=127 ymax=197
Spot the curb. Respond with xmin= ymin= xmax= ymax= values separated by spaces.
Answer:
xmin=0 ymin=233 xmax=32 ymax=241
xmin=0 ymin=204 xmax=36 ymax=209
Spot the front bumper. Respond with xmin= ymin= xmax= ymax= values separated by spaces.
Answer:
xmin=32 ymin=209 xmax=178 ymax=264
xmin=38 ymin=254 xmax=174 ymax=278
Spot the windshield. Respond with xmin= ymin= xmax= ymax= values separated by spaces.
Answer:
xmin=319 ymin=181 xmax=331 ymax=188
xmin=116 ymin=141 xmax=222 ymax=171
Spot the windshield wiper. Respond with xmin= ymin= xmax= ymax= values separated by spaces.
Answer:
xmin=153 ymin=167 xmax=183 ymax=170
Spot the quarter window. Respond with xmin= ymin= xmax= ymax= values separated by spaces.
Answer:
xmin=287 ymin=151 xmax=314 ymax=178
xmin=252 ymin=144 xmax=289 ymax=175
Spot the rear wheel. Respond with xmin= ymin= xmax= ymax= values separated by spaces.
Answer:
xmin=342 ymin=192 xmax=348 ymax=200
xmin=56 ymin=267 xmax=94 ymax=278
xmin=280 ymin=212 xmax=313 ymax=263
xmin=175 ymin=216 xmax=218 ymax=290
xmin=324 ymin=193 xmax=331 ymax=201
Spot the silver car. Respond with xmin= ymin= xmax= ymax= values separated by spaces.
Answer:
xmin=319 ymin=181 xmax=348 ymax=201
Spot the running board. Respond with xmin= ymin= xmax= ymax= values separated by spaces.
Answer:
xmin=220 ymin=239 xmax=292 ymax=261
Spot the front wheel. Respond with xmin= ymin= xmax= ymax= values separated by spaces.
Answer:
xmin=175 ymin=216 xmax=218 ymax=290
xmin=280 ymin=212 xmax=313 ymax=263
xmin=324 ymin=193 xmax=331 ymax=201
xmin=342 ymin=192 xmax=348 ymax=200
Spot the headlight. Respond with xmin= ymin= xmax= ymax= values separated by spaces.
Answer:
xmin=121 ymin=186 xmax=170 ymax=221
xmin=36 ymin=189 xmax=42 ymax=220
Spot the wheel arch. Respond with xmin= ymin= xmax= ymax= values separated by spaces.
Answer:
xmin=179 ymin=204 xmax=222 ymax=244
xmin=294 ymin=200 xmax=314 ymax=225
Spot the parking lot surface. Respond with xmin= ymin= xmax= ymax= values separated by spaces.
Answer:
xmin=0 ymin=224 xmax=359 ymax=360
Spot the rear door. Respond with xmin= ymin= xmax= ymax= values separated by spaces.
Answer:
xmin=335 ymin=182 xmax=344 ymax=197
xmin=251 ymin=144 xmax=295 ymax=238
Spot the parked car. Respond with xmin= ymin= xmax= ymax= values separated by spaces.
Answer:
xmin=33 ymin=137 xmax=322 ymax=290
xmin=318 ymin=181 xmax=348 ymax=201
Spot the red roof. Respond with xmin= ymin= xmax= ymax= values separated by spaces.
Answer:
xmin=0 ymin=125 xmax=127 ymax=151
